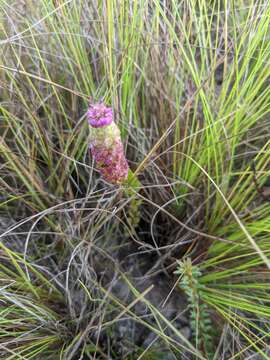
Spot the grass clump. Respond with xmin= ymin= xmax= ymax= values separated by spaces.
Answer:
xmin=1 ymin=0 xmax=270 ymax=359
xmin=0 ymin=246 xmax=66 ymax=359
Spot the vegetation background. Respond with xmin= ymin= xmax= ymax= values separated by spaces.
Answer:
xmin=0 ymin=0 xmax=270 ymax=359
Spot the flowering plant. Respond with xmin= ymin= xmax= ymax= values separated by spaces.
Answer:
xmin=87 ymin=103 xmax=129 ymax=184
xmin=87 ymin=102 xmax=142 ymax=231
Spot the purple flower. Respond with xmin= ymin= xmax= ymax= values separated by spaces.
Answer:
xmin=88 ymin=103 xmax=129 ymax=184
xmin=87 ymin=103 xmax=113 ymax=128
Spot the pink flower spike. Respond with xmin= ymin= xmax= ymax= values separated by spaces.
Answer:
xmin=87 ymin=103 xmax=129 ymax=184
xmin=87 ymin=103 xmax=113 ymax=128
